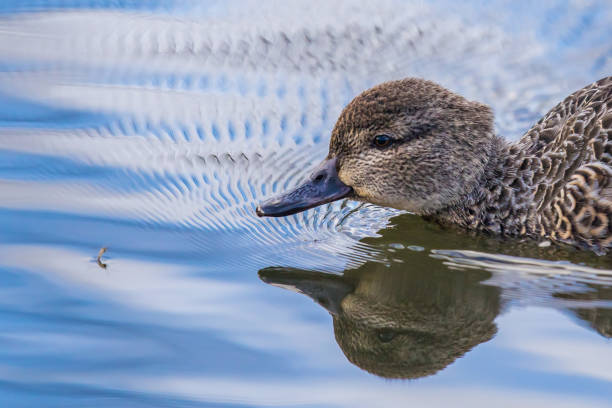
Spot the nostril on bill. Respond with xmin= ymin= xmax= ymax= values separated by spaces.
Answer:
xmin=313 ymin=173 xmax=326 ymax=183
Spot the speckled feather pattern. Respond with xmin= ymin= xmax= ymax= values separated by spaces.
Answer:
xmin=454 ymin=77 xmax=612 ymax=252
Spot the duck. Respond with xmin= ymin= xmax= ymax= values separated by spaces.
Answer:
xmin=257 ymin=76 xmax=612 ymax=253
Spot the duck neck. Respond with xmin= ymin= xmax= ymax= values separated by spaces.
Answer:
xmin=430 ymin=136 xmax=530 ymax=235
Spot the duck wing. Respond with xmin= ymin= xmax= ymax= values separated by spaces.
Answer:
xmin=514 ymin=77 xmax=612 ymax=250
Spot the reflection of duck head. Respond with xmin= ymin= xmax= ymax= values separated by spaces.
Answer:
xmin=259 ymin=261 xmax=501 ymax=379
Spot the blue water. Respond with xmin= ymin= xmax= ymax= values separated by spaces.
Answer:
xmin=0 ymin=1 xmax=611 ymax=407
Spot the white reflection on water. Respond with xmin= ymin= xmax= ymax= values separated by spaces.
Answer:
xmin=0 ymin=244 xmax=339 ymax=359
xmin=0 ymin=368 xmax=608 ymax=408
xmin=498 ymin=308 xmax=612 ymax=384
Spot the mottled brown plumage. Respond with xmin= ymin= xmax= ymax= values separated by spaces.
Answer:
xmin=329 ymin=76 xmax=612 ymax=253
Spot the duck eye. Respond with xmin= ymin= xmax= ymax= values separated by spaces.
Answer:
xmin=373 ymin=134 xmax=393 ymax=148
xmin=376 ymin=329 xmax=397 ymax=343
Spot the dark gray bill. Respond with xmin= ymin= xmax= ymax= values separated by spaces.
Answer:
xmin=256 ymin=157 xmax=352 ymax=217
xmin=258 ymin=267 xmax=355 ymax=316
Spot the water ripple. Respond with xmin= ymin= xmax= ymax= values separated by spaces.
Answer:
xmin=0 ymin=0 xmax=610 ymax=272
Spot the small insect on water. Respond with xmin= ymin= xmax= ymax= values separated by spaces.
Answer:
xmin=97 ymin=247 xmax=108 ymax=269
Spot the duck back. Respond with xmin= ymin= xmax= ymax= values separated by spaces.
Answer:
xmin=511 ymin=77 xmax=612 ymax=251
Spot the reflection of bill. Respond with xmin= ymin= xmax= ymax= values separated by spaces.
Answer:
xmin=260 ymin=263 xmax=500 ymax=379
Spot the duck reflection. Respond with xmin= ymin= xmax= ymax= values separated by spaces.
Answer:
xmin=259 ymin=213 xmax=612 ymax=379
xmin=259 ymin=262 xmax=501 ymax=379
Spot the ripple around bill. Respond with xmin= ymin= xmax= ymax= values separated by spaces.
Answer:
xmin=0 ymin=87 xmax=394 ymax=271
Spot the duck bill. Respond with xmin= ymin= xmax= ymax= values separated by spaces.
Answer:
xmin=256 ymin=157 xmax=352 ymax=217
xmin=258 ymin=267 xmax=354 ymax=316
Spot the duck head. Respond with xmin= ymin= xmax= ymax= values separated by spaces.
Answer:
xmin=256 ymin=78 xmax=496 ymax=217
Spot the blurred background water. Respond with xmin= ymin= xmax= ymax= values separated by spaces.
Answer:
xmin=0 ymin=1 xmax=611 ymax=407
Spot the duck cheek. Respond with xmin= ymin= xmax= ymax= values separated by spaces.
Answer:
xmin=350 ymin=185 xmax=373 ymax=201
xmin=349 ymin=184 xmax=391 ymax=207
xmin=337 ymin=168 xmax=361 ymax=194
xmin=338 ymin=170 xmax=366 ymax=195
xmin=338 ymin=164 xmax=388 ymax=203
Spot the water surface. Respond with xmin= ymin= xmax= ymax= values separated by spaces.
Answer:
xmin=0 ymin=1 xmax=611 ymax=407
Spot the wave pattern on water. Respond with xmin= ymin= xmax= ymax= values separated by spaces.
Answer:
xmin=0 ymin=0 xmax=611 ymax=269
xmin=0 ymin=2 xmax=612 ymax=407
